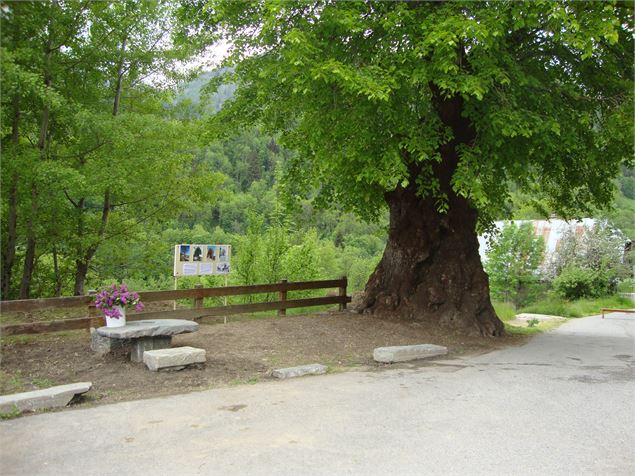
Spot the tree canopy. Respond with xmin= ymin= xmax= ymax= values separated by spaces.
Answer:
xmin=183 ymin=1 xmax=633 ymax=223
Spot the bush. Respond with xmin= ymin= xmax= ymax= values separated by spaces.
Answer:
xmin=617 ymin=278 xmax=635 ymax=293
xmin=551 ymin=266 xmax=617 ymax=299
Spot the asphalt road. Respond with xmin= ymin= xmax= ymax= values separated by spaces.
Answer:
xmin=1 ymin=314 xmax=633 ymax=475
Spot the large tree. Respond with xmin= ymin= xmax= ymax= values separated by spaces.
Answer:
xmin=1 ymin=1 xmax=219 ymax=298
xmin=186 ymin=1 xmax=633 ymax=336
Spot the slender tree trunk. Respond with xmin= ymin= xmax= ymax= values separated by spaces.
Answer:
xmin=20 ymin=29 xmax=54 ymax=299
xmin=112 ymin=35 xmax=127 ymax=117
xmin=19 ymin=186 xmax=38 ymax=299
xmin=1 ymin=97 xmax=20 ymax=299
xmin=71 ymin=33 xmax=126 ymax=295
xmin=73 ymin=260 xmax=90 ymax=296
xmin=360 ymin=87 xmax=503 ymax=337
xmin=53 ymin=245 xmax=62 ymax=297
xmin=72 ymin=34 xmax=126 ymax=295
xmin=73 ymin=190 xmax=110 ymax=295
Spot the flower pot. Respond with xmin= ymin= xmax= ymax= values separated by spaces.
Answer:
xmin=105 ymin=305 xmax=126 ymax=328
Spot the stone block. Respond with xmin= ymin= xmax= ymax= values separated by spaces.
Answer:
xmin=0 ymin=382 xmax=92 ymax=413
xmin=143 ymin=346 xmax=206 ymax=371
xmin=373 ymin=344 xmax=448 ymax=363
xmin=131 ymin=336 xmax=172 ymax=363
xmin=96 ymin=319 xmax=198 ymax=339
xmin=271 ymin=363 xmax=328 ymax=379
xmin=90 ymin=330 xmax=131 ymax=354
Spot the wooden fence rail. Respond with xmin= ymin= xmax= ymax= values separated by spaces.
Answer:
xmin=600 ymin=308 xmax=635 ymax=319
xmin=0 ymin=277 xmax=350 ymax=337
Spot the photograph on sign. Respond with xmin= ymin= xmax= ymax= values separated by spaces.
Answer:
xmin=217 ymin=263 xmax=230 ymax=274
xmin=173 ymin=244 xmax=231 ymax=277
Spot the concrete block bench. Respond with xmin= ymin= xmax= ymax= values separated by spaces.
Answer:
xmin=143 ymin=346 xmax=206 ymax=371
xmin=373 ymin=344 xmax=448 ymax=363
xmin=95 ymin=320 xmax=199 ymax=362
xmin=271 ymin=363 xmax=328 ymax=379
xmin=0 ymin=382 xmax=92 ymax=413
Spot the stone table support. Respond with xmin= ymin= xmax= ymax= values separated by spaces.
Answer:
xmin=95 ymin=320 xmax=199 ymax=362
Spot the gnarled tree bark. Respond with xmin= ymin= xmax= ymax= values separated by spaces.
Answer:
xmin=359 ymin=181 xmax=503 ymax=337
xmin=359 ymin=87 xmax=504 ymax=337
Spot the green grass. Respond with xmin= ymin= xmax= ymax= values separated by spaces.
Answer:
xmin=519 ymin=295 xmax=633 ymax=318
xmin=617 ymin=278 xmax=635 ymax=293
xmin=503 ymin=320 xmax=563 ymax=336
xmin=492 ymin=301 xmax=517 ymax=322
xmin=32 ymin=378 xmax=52 ymax=389
xmin=229 ymin=376 xmax=260 ymax=386
xmin=0 ymin=406 xmax=22 ymax=420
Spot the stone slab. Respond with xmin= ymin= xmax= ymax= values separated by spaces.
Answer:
xmin=96 ymin=319 xmax=198 ymax=339
xmin=0 ymin=382 xmax=92 ymax=413
xmin=271 ymin=363 xmax=328 ymax=379
xmin=515 ymin=313 xmax=565 ymax=322
xmin=131 ymin=336 xmax=172 ymax=362
xmin=373 ymin=344 xmax=448 ymax=363
xmin=90 ymin=329 xmax=132 ymax=354
xmin=143 ymin=346 xmax=206 ymax=371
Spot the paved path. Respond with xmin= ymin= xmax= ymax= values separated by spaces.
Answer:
xmin=1 ymin=314 xmax=633 ymax=475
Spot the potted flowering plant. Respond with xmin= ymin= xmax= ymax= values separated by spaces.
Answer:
xmin=95 ymin=283 xmax=145 ymax=328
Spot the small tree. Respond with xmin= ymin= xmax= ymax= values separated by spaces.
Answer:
xmin=548 ymin=223 xmax=629 ymax=297
xmin=485 ymin=223 xmax=545 ymax=307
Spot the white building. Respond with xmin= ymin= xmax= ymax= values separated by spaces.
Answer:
xmin=478 ymin=218 xmax=599 ymax=263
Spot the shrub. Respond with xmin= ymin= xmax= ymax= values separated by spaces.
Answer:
xmin=551 ymin=266 xmax=616 ymax=299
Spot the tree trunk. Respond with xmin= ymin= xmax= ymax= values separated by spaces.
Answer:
xmin=359 ymin=184 xmax=503 ymax=337
xmin=73 ymin=260 xmax=89 ymax=296
xmin=73 ymin=190 xmax=110 ymax=295
xmin=1 ymin=178 xmax=18 ymax=299
xmin=53 ymin=245 xmax=62 ymax=297
xmin=359 ymin=85 xmax=503 ymax=337
xmin=19 ymin=186 xmax=38 ymax=299
xmin=112 ymin=35 xmax=127 ymax=116
xmin=1 ymin=97 xmax=20 ymax=299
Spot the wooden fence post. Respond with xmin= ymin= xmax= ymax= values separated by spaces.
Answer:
xmin=339 ymin=276 xmax=347 ymax=311
xmin=278 ymin=279 xmax=288 ymax=316
xmin=193 ymin=283 xmax=204 ymax=309
xmin=87 ymin=289 xmax=99 ymax=331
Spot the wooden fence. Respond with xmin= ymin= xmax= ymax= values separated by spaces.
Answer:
xmin=0 ymin=277 xmax=350 ymax=337
xmin=600 ymin=308 xmax=635 ymax=319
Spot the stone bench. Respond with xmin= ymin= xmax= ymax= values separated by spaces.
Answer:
xmin=271 ymin=363 xmax=327 ymax=379
xmin=94 ymin=319 xmax=199 ymax=362
xmin=143 ymin=346 xmax=206 ymax=371
xmin=373 ymin=344 xmax=448 ymax=363
xmin=0 ymin=382 xmax=92 ymax=413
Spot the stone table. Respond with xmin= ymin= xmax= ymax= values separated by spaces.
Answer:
xmin=96 ymin=320 xmax=199 ymax=362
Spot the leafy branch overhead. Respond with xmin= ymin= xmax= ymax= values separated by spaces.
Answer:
xmin=183 ymin=1 xmax=633 ymax=224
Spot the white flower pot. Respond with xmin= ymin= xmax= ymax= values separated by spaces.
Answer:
xmin=105 ymin=305 xmax=126 ymax=328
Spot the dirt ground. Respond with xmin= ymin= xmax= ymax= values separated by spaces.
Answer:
xmin=0 ymin=310 xmax=526 ymax=413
